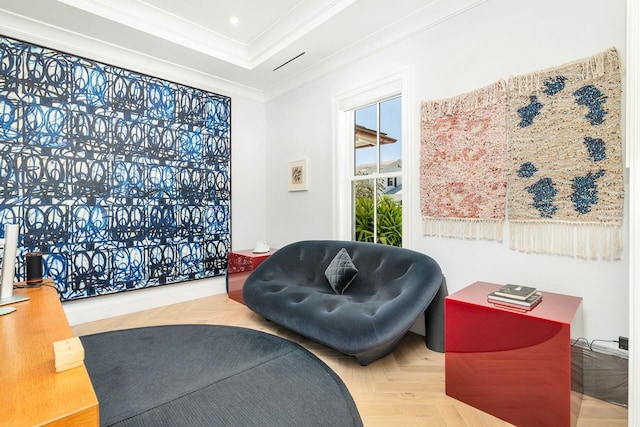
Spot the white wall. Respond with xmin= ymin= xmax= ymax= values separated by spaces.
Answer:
xmin=265 ymin=82 xmax=336 ymax=242
xmin=265 ymin=0 xmax=629 ymax=343
xmin=626 ymin=0 xmax=639 ymax=422
xmin=65 ymin=95 xmax=268 ymax=325
xmin=230 ymin=97 xmax=268 ymax=251
xmin=1 ymin=0 xmax=628 ymax=343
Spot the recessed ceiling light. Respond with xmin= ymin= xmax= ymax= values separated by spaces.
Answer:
xmin=229 ymin=16 xmax=239 ymax=25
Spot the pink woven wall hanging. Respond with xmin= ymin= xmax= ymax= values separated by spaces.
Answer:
xmin=420 ymin=81 xmax=507 ymax=241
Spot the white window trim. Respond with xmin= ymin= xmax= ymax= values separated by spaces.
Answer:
xmin=331 ymin=69 xmax=415 ymax=248
xmin=627 ymin=0 xmax=639 ymax=424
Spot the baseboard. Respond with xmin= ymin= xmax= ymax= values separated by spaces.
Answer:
xmin=63 ymin=277 xmax=226 ymax=326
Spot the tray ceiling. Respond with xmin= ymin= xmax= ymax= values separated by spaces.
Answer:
xmin=0 ymin=0 xmax=485 ymax=99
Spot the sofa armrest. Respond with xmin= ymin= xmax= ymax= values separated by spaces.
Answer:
xmin=424 ymin=276 xmax=448 ymax=353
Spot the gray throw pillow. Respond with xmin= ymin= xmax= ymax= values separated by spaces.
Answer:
xmin=324 ymin=248 xmax=358 ymax=295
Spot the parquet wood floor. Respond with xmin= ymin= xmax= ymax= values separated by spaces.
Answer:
xmin=71 ymin=293 xmax=628 ymax=426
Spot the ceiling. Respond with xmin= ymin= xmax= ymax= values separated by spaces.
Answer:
xmin=0 ymin=0 xmax=484 ymax=99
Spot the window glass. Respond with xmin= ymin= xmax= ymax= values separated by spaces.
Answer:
xmin=350 ymin=96 xmax=402 ymax=247
xmin=354 ymin=104 xmax=378 ymax=176
xmin=379 ymin=97 xmax=402 ymax=171
xmin=376 ymin=178 xmax=402 ymax=246
xmin=352 ymin=179 xmax=374 ymax=242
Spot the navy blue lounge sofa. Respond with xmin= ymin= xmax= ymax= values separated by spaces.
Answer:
xmin=242 ymin=240 xmax=445 ymax=365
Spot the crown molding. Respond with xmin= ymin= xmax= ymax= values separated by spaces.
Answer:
xmin=55 ymin=0 xmax=356 ymax=70
xmin=1 ymin=0 xmax=487 ymax=102
xmin=0 ymin=9 xmax=265 ymax=101
xmin=56 ymin=0 xmax=251 ymax=67
xmin=263 ymin=0 xmax=487 ymax=100
xmin=247 ymin=0 xmax=357 ymax=65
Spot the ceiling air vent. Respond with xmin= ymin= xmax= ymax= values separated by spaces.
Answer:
xmin=273 ymin=52 xmax=306 ymax=71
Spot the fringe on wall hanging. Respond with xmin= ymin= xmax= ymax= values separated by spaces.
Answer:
xmin=507 ymin=47 xmax=624 ymax=260
xmin=420 ymin=80 xmax=507 ymax=241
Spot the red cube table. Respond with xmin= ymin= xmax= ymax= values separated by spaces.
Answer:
xmin=445 ymin=281 xmax=583 ymax=427
xmin=226 ymin=249 xmax=274 ymax=304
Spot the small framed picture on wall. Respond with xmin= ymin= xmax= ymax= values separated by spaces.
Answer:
xmin=287 ymin=159 xmax=308 ymax=191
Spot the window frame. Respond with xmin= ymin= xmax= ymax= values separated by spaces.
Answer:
xmin=332 ymin=70 xmax=414 ymax=248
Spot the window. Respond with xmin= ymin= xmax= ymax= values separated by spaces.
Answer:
xmin=333 ymin=72 xmax=412 ymax=247
xmin=351 ymin=97 xmax=402 ymax=246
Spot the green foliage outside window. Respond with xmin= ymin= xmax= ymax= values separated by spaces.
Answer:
xmin=354 ymin=195 xmax=402 ymax=247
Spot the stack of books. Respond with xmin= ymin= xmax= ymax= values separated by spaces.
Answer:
xmin=487 ymin=284 xmax=542 ymax=312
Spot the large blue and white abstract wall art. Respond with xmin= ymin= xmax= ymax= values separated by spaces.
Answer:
xmin=0 ymin=35 xmax=231 ymax=301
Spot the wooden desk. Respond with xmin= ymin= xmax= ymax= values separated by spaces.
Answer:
xmin=0 ymin=283 xmax=99 ymax=426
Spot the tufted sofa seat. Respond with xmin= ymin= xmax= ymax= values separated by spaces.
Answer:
xmin=242 ymin=240 xmax=444 ymax=365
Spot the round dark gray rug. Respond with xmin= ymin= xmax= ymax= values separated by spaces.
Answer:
xmin=81 ymin=324 xmax=362 ymax=427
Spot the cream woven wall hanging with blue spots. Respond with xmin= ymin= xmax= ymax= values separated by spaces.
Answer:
xmin=507 ymin=48 xmax=623 ymax=260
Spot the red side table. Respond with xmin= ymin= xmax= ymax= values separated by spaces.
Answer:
xmin=226 ymin=249 xmax=275 ymax=305
xmin=445 ymin=281 xmax=583 ymax=427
